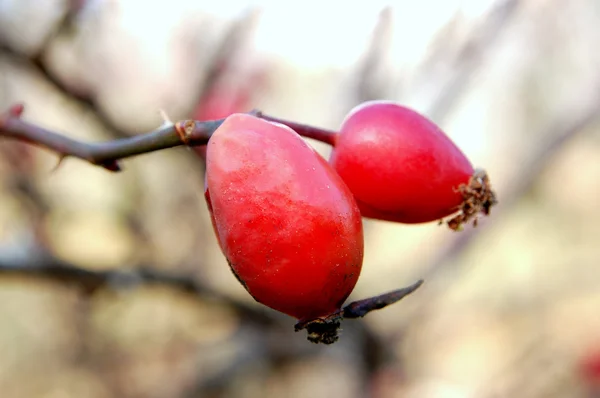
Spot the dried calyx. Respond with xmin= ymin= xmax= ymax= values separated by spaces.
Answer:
xmin=295 ymin=279 xmax=424 ymax=344
xmin=446 ymin=169 xmax=498 ymax=231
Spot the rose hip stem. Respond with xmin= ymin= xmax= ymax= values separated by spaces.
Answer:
xmin=254 ymin=111 xmax=338 ymax=146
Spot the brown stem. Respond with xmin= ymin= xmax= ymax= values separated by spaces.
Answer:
xmin=0 ymin=105 xmax=223 ymax=171
xmin=0 ymin=105 xmax=338 ymax=172
xmin=255 ymin=111 xmax=338 ymax=146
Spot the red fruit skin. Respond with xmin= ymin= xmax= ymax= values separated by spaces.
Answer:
xmin=205 ymin=114 xmax=364 ymax=322
xmin=330 ymin=101 xmax=474 ymax=224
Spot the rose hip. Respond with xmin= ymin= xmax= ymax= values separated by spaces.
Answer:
xmin=330 ymin=101 xmax=496 ymax=228
xmin=205 ymin=114 xmax=364 ymax=326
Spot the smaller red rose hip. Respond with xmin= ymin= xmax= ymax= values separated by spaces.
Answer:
xmin=330 ymin=101 xmax=496 ymax=228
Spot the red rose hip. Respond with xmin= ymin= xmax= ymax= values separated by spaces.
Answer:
xmin=205 ymin=114 xmax=364 ymax=326
xmin=330 ymin=101 xmax=496 ymax=227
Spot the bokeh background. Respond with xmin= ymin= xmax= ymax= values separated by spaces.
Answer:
xmin=1 ymin=0 xmax=600 ymax=397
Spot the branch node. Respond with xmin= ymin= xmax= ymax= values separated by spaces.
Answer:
xmin=175 ymin=120 xmax=195 ymax=145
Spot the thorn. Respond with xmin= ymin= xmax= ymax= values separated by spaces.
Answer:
xmin=248 ymin=109 xmax=262 ymax=117
xmin=50 ymin=155 xmax=67 ymax=173
xmin=159 ymin=109 xmax=173 ymax=127
xmin=100 ymin=160 xmax=122 ymax=172
xmin=8 ymin=103 xmax=25 ymax=118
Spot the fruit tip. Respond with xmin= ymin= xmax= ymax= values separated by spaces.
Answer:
xmin=446 ymin=168 xmax=498 ymax=231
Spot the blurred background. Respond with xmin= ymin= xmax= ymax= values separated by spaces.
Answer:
xmin=1 ymin=0 xmax=600 ymax=397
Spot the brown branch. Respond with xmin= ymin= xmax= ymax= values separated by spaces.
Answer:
xmin=0 ymin=105 xmax=224 ymax=171
xmin=0 ymin=105 xmax=341 ymax=171
xmin=255 ymin=111 xmax=338 ymax=146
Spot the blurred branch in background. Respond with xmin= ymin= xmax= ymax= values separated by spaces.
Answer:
xmin=0 ymin=241 xmax=399 ymax=396
xmin=189 ymin=8 xmax=264 ymax=121
xmin=0 ymin=0 xmax=130 ymax=138
xmin=0 ymin=245 xmax=266 ymax=317
xmin=351 ymin=6 xmax=395 ymax=103
xmin=418 ymin=0 xmax=522 ymax=123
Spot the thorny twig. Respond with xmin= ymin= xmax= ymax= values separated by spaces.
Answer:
xmin=0 ymin=104 xmax=223 ymax=171
xmin=0 ymin=105 xmax=340 ymax=171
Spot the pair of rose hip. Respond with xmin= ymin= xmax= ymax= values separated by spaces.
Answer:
xmin=204 ymin=101 xmax=496 ymax=344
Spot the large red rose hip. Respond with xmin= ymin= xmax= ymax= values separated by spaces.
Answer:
xmin=330 ymin=101 xmax=495 ymax=227
xmin=205 ymin=114 xmax=364 ymax=328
